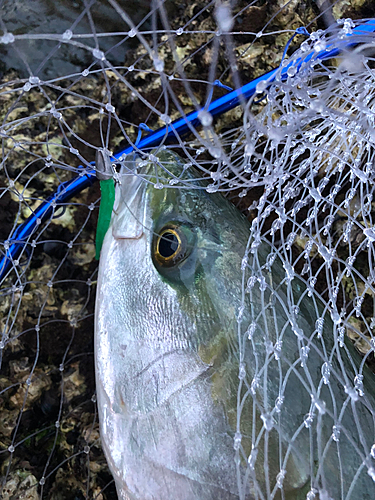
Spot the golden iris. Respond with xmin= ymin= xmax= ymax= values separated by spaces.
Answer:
xmin=156 ymin=229 xmax=182 ymax=261
xmin=152 ymin=222 xmax=194 ymax=268
xmin=155 ymin=227 xmax=183 ymax=264
xmin=152 ymin=222 xmax=196 ymax=273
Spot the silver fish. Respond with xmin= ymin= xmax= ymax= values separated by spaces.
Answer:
xmin=95 ymin=150 xmax=375 ymax=499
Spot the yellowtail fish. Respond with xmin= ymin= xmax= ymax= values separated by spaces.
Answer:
xmin=95 ymin=150 xmax=375 ymax=499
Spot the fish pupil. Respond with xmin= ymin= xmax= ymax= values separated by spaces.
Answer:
xmin=158 ymin=231 xmax=179 ymax=258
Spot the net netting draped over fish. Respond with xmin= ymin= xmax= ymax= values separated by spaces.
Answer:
xmin=1 ymin=0 xmax=375 ymax=498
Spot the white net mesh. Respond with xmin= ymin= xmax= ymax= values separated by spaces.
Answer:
xmin=1 ymin=0 xmax=375 ymax=499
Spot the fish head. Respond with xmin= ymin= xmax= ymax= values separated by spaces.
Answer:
xmin=105 ymin=148 xmax=250 ymax=351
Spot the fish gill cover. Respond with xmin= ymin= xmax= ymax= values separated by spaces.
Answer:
xmin=1 ymin=0 xmax=375 ymax=499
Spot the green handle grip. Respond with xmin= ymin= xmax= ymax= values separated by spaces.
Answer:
xmin=95 ymin=178 xmax=115 ymax=260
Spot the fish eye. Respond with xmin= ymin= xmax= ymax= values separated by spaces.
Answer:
xmin=157 ymin=229 xmax=182 ymax=261
xmin=152 ymin=223 xmax=195 ymax=269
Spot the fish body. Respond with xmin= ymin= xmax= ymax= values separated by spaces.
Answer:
xmin=95 ymin=150 xmax=375 ymax=499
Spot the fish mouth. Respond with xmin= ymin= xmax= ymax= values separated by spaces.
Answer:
xmin=112 ymin=155 xmax=148 ymax=239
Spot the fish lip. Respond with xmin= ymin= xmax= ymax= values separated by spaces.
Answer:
xmin=112 ymin=156 xmax=148 ymax=239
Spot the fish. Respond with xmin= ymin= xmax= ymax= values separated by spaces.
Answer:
xmin=94 ymin=149 xmax=375 ymax=499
